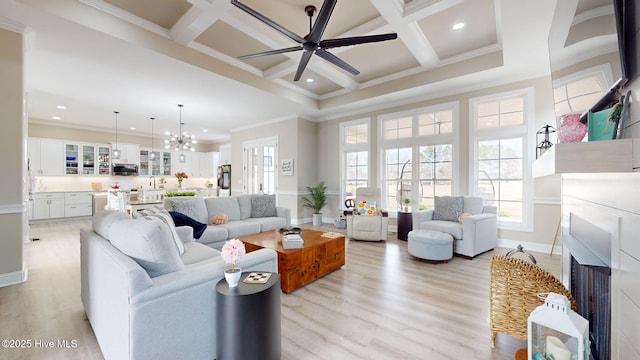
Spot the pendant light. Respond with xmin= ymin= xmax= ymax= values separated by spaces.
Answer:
xmin=149 ymin=117 xmax=156 ymax=161
xmin=112 ymin=111 xmax=120 ymax=160
xmin=164 ymin=104 xmax=196 ymax=161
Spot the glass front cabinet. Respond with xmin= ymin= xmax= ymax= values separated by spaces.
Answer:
xmin=140 ymin=149 xmax=171 ymax=176
xmin=65 ymin=142 xmax=111 ymax=175
xmin=65 ymin=143 xmax=79 ymax=174
xmin=98 ymin=145 xmax=111 ymax=175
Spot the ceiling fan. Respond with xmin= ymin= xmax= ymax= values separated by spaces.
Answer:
xmin=231 ymin=0 xmax=398 ymax=81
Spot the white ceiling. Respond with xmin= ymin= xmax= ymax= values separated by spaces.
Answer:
xmin=0 ymin=0 xmax=612 ymax=144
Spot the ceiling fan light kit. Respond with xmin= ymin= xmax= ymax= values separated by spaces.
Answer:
xmin=231 ymin=0 xmax=397 ymax=81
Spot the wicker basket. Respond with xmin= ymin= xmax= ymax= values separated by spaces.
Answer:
xmin=488 ymin=255 xmax=577 ymax=348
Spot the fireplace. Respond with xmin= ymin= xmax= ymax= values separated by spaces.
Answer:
xmin=562 ymin=213 xmax=611 ymax=360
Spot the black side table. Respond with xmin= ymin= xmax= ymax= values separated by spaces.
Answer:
xmin=216 ymin=272 xmax=281 ymax=360
xmin=397 ymin=211 xmax=413 ymax=241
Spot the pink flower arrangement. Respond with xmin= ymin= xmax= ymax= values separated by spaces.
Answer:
xmin=221 ymin=238 xmax=246 ymax=272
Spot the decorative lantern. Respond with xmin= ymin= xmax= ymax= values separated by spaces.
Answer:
xmin=528 ymin=292 xmax=589 ymax=360
xmin=536 ymin=125 xmax=555 ymax=159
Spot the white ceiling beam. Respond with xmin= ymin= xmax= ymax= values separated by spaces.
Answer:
xmin=171 ymin=0 xmax=231 ymax=45
xmin=369 ymin=0 xmax=442 ymax=67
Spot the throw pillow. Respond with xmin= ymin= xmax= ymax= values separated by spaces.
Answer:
xmin=356 ymin=200 xmax=377 ymax=215
xmin=139 ymin=210 xmax=185 ymax=255
xmin=205 ymin=197 xmax=241 ymax=222
xmin=433 ymin=196 xmax=463 ymax=222
xmin=107 ymin=217 xmax=185 ymax=277
xmin=165 ymin=198 xmax=206 ymax=224
xmin=169 ymin=211 xmax=207 ymax=240
xmin=250 ymin=194 xmax=277 ymax=218
xmin=211 ymin=213 xmax=228 ymax=225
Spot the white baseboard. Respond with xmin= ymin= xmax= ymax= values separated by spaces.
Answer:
xmin=0 ymin=269 xmax=28 ymax=288
xmin=497 ymin=238 xmax=562 ymax=255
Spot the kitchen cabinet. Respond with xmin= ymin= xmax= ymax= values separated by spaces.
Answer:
xmin=219 ymin=145 xmax=231 ymax=165
xmin=28 ymin=138 xmax=64 ymax=176
xmin=112 ymin=143 xmax=139 ymax=164
xmin=32 ymin=193 xmax=65 ymax=220
xmin=190 ymin=152 xmax=213 ymax=177
xmin=140 ymin=149 xmax=172 ymax=176
xmin=31 ymin=192 xmax=93 ymax=220
xmin=64 ymin=192 xmax=93 ymax=217
xmin=97 ymin=145 xmax=111 ymax=175
xmin=171 ymin=150 xmax=192 ymax=175
xmin=65 ymin=142 xmax=111 ymax=175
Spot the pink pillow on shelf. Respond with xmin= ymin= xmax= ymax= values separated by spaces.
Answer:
xmin=356 ymin=201 xmax=377 ymax=215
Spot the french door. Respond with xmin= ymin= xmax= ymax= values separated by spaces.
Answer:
xmin=243 ymin=137 xmax=277 ymax=194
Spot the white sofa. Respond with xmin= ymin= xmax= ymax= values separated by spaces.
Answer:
xmin=80 ymin=210 xmax=278 ymax=360
xmin=412 ymin=196 xmax=497 ymax=258
xmin=163 ymin=194 xmax=290 ymax=250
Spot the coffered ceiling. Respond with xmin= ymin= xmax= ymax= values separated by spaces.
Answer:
xmin=2 ymin=0 xmax=572 ymax=143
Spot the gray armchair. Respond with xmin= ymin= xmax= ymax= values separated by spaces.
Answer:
xmin=346 ymin=187 xmax=389 ymax=241
xmin=412 ymin=196 xmax=497 ymax=258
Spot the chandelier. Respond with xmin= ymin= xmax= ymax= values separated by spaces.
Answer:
xmin=164 ymin=104 xmax=196 ymax=156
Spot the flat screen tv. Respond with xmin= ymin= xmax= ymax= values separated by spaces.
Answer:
xmin=614 ymin=0 xmax=638 ymax=87
xmin=586 ymin=0 xmax=636 ymax=115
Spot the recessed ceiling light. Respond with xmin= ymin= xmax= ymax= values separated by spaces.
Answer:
xmin=202 ymin=129 xmax=209 ymax=133
xmin=52 ymin=116 xmax=61 ymax=120
xmin=56 ymin=105 xmax=66 ymax=110
xmin=130 ymin=127 xmax=136 ymax=130
xmin=453 ymin=22 xmax=465 ymax=30
xmin=306 ymin=78 xmax=314 ymax=83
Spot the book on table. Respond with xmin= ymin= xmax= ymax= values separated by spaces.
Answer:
xmin=283 ymin=234 xmax=304 ymax=249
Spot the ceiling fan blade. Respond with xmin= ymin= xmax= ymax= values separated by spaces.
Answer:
xmin=315 ymin=49 xmax=359 ymax=76
xmin=320 ymin=33 xmax=398 ymax=49
xmin=238 ymin=46 xmax=303 ymax=60
xmin=307 ymin=0 xmax=337 ymax=44
xmin=231 ymin=0 xmax=305 ymax=44
xmin=293 ymin=51 xmax=314 ymax=82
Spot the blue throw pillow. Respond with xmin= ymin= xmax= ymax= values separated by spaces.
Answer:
xmin=169 ymin=211 xmax=207 ymax=240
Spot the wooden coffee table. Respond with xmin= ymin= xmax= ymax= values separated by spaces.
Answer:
xmin=238 ymin=229 xmax=345 ymax=293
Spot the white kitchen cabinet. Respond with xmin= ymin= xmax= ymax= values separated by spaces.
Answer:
xmin=219 ymin=145 xmax=231 ymax=165
xmin=97 ymin=145 xmax=111 ymax=175
xmin=190 ymin=152 xmax=213 ymax=177
xmin=140 ymin=149 xmax=172 ymax=176
xmin=64 ymin=192 xmax=92 ymax=217
xmin=28 ymin=138 xmax=64 ymax=176
xmin=32 ymin=193 xmax=65 ymax=220
xmin=112 ymin=143 xmax=140 ymax=164
xmin=171 ymin=150 xmax=192 ymax=175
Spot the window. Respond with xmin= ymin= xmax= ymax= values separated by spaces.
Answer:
xmin=384 ymin=147 xmax=412 ymax=210
xmin=418 ymin=144 xmax=453 ymax=209
xmin=553 ymin=65 xmax=611 ymax=121
xmin=340 ymin=120 xmax=369 ymax=203
xmin=470 ymin=89 xmax=532 ymax=230
xmin=380 ymin=103 xmax=458 ymax=212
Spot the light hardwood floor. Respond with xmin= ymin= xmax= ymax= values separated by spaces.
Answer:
xmin=0 ymin=219 xmax=560 ymax=360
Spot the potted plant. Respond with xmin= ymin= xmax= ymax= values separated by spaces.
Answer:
xmin=302 ymin=181 xmax=327 ymax=226
xmin=403 ymin=198 xmax=411 ymax=212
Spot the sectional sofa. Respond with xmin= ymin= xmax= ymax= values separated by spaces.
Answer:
xmin=163 ymin=194 xmax=291 ymax=250
xmin=80 ymin=210 xmax=278 ymax=360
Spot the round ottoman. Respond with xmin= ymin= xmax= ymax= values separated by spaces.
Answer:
xmin=408 ymin=229 xmax=453 ymax=262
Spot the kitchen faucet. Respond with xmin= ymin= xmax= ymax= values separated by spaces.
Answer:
xmin=149 ymin=176 xmax=156 ymax=189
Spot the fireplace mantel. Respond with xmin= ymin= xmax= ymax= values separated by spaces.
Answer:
xmin=532 ymin=139 xmax=633 ymax=178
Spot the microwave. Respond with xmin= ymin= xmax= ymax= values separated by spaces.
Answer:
xmin=112 ymin=164 xmax=138 ymax=176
